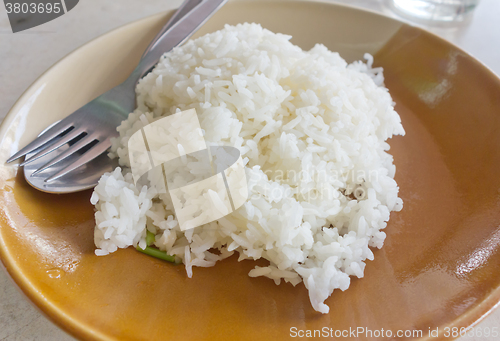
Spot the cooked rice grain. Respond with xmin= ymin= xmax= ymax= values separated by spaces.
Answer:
xmin=92 ymin=23 xmax=404 ymax=314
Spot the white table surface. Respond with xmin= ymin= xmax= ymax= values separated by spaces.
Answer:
xmin=0 ymin=0 xmax=499 ymax=340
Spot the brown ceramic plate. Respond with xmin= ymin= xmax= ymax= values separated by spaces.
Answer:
xmin=1 ymin=1 xmax=500 ymax=340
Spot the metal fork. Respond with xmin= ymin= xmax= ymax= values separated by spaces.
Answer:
xmin=7 ymin=0 xmax=226 ymax=189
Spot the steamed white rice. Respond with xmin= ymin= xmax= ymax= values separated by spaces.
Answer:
xmin=91 ymin=23 xmax=404 ymax=314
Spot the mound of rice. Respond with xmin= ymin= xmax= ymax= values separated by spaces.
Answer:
xmin=91 ymin=23 xmax=405 ymax=314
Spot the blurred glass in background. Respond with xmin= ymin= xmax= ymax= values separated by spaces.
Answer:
xmin=389 ymin=0 xmax=480 ymax=23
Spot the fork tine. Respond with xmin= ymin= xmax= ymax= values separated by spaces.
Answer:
xmin=45 ymin=139 xmax=111 ymax=183
xmin=20 ymin=128 xmax=86 ymax=166
xmin=30 ymin=134 xmax=97 ymax=176
xmin=7 ymin=120 xmax=74 ymax=163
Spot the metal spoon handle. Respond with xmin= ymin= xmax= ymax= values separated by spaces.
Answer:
xmin=141 ymin=0 xmax=204 ymax=59
xmin=124 ymin=0 xmax=227 ymax=88
xmin=138 ymin=0 xmax=227 ymax=74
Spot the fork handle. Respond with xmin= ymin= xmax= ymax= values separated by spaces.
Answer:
xmin=94 ymin=0 xmax=227 ymax=116
xmin=127 ymin=0 xmax=227 ymax=88
xmin=141 ymin=0 xmax=203 ymax=59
